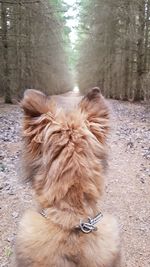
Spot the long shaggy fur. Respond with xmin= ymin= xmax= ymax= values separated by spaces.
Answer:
xmin=15 ymin=88 xmax=120 ymax=267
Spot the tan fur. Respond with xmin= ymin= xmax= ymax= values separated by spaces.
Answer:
xmin=15 ymin=88 xmax=120 ymax=267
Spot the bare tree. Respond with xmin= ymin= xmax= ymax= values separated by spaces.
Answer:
xmin=1 ymin=1 xmax=12 ymax=103
xmin=77 ymin=0 xmax=150 ymax=101
xmin=0 ymin=0 xmax=72 ymax=102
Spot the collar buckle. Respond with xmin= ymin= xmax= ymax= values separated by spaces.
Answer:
xmin=78 ymin=212 xmax=103 ymax=234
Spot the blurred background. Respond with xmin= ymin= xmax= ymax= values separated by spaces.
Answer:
xmin=0 ymin=0 xmax=150 ymax=102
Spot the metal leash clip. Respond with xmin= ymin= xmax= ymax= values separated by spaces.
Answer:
xmin=79 ymin=212 xmax=103 ymax=234
xmin=40 ymin=209 xmax=47 ymax=218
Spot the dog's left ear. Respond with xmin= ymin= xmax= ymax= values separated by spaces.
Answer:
xmin=20 ymin=89 xmax=56 ymax=181
xmin=79 ymin=87 xmax=109 ymax=143
xmin=20 ymin=89 xmax=51 ymax=117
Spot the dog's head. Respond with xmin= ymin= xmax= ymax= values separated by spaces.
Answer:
xmin=21 ymin=88 xmax=109 ymax=208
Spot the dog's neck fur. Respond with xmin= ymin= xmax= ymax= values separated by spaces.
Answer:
xmin=38 ymin=197 xmax=102 ymax=230
xmin=35 ymin=159 xmax=104 ymax=231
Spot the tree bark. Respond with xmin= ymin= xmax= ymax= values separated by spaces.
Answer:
xmin=135 ymin=0 xmax=145 ymax=100
xmin=1 ymin=1 xmax=12 ymax=103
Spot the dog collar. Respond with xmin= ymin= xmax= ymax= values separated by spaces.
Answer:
xmin=76 ymin=212 xmax=103 ymax=234
xmin=40 ymin=209 xmax=103 ymax=234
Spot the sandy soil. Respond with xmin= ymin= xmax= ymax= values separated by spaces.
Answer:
xmin=0 ymin=96 xmax=149 ymax=267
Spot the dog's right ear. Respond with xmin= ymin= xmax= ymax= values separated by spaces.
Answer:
xmin=79 ymin=87 xmax=110 ymax=144
xmin=20 ymin=89 xmax=51 ymax=117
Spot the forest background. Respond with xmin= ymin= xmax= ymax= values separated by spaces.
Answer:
xmin=0 ymin=0 xmax=150 ymax=102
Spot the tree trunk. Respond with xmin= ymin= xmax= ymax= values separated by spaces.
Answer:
xmin=143 ymin=0 xmax=150 ymax=72
xmin=17 ymin=0 xmax=23 ymax=94
xmin=135 ymin=0 xmax=145 ymax=100
xmin=123 ymin=1 xmax=130 ymax=100
xmin=1 ymin=1 xmax=12 ymax=103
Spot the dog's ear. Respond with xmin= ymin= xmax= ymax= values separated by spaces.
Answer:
xmin=20 ymin=89 xmax=55 ymax=142
xmin=79 ymin=87 xmax=109 ymax=143
xmin=20 ymin=89 xmax=51 ymax=117
xmin=20 ymin=89 xmax=55 ymax=181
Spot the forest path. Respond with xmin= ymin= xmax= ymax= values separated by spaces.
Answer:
xmin=0 ymin=95 xmax=149 ymax=267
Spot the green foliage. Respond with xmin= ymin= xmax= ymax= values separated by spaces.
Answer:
xmin=5 ymin=247 xmax=13 ymax=258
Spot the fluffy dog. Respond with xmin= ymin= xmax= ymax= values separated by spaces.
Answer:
xmin=15 ymin=88 xmax=120 ymax=267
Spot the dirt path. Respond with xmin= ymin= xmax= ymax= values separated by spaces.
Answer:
xmin=0 ymin=98 xmax=149 ymax=267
